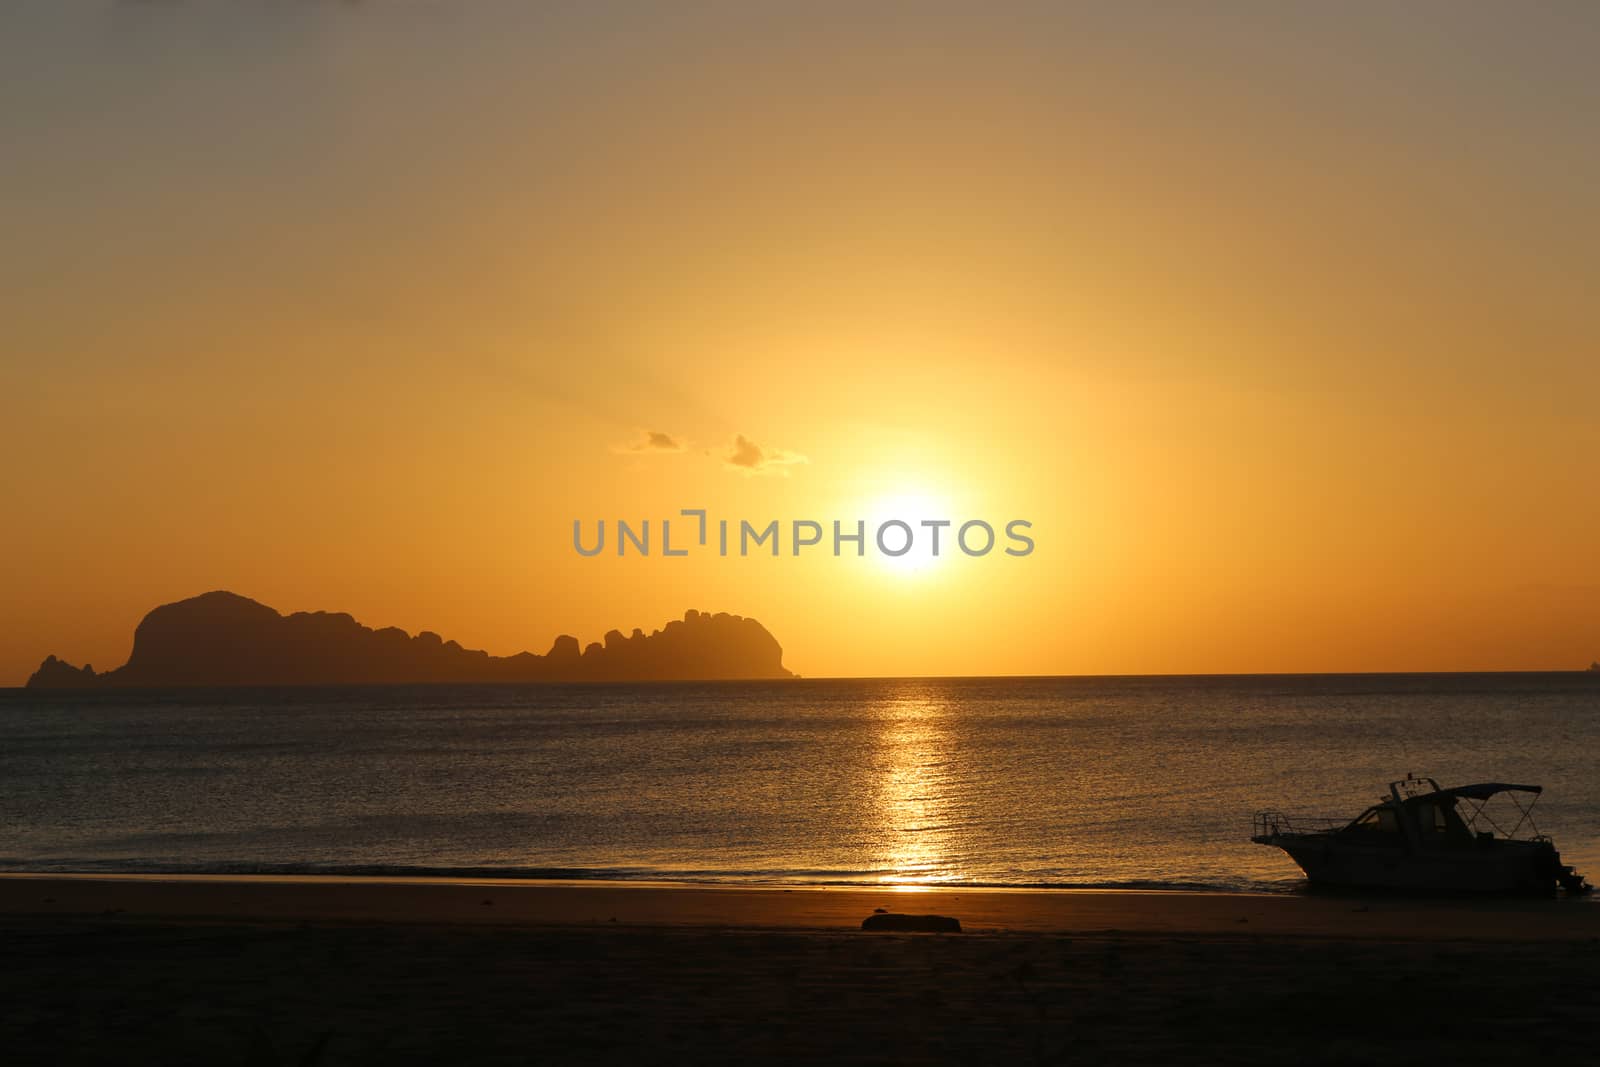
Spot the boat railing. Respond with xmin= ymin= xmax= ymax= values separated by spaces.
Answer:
xmin=1253 ymin=811 xmax=1346 ymax=838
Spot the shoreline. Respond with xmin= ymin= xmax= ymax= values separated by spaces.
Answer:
xmin=3 ymin=872 xmax=1596 ymax=940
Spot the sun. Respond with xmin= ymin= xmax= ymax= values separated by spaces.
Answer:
xmin=864 ymin=489 xmax=954 ymax=576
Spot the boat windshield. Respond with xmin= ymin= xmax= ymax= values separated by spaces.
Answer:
xmin=1347 ymin=806 xmax=1400 ymax=834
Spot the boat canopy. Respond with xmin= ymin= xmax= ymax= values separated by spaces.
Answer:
xmin=1433 ymin=783 xmax=1542 ymax=801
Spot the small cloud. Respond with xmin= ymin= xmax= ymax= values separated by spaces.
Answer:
xmin=725 ymin=434 xmax=808 ymax=476
xmin=614 ymin=429 xmax=686 ymax=454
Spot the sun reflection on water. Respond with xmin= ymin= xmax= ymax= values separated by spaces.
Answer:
xmin=871 ymin=687 xmax=965 ymax=885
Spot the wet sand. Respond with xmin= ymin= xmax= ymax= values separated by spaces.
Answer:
xmin=3 ymin=875 xmax=1598 ymax=1064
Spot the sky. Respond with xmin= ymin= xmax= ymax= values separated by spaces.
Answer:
xmin=2 ymin=1 xmax=1597 ymax=684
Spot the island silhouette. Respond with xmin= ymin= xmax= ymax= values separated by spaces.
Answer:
xmin=26 ymin=591 xmax=793 ymax=688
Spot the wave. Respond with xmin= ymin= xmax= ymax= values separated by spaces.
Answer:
xmin=0 ymin=857 xmax=1302 ymax=894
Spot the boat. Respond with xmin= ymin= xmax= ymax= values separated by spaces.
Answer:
xmin=1252 ymin=774 xmax=1590 ymax=894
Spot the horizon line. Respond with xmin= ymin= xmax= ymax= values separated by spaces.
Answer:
xmin=6 ymin=666 xmax=1598 ymax=692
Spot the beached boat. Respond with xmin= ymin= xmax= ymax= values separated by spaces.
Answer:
xmin=1252 ymin=775 xmax=1590 ymax=894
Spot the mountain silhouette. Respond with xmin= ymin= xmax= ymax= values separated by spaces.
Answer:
xmin=25 ymin=591 xmax=793 ymax=688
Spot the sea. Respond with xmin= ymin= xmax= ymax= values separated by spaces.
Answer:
xmin=2 ymin=674 xmax=1597 ymax=894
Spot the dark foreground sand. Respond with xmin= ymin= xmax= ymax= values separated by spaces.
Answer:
xmin=3 ymin=876 xmax=1598 ymax=1065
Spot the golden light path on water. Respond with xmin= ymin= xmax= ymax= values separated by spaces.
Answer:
xmin=870 ymin=686 xmax=965 ymax=887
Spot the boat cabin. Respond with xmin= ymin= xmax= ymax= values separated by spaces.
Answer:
xmin=1340 ymin=777 xmax=1539 ymax=852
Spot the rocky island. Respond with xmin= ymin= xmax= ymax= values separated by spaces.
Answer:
xmin=26 ymin=591 xmax=793 ymax=688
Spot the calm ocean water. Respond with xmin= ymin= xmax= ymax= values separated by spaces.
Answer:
xmin=2 ymin=675 xmax=1597 ymax=893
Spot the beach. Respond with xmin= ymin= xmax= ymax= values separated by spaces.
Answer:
xmin=4 ymin=876 xmax=1597 ymax=1064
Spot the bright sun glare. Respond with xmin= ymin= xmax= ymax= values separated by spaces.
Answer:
xmin=865 ymin=491 xmax=953 ymax=577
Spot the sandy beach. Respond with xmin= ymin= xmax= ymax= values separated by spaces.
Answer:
xmin=4 ymin=876 xmax=1597 ymax=1065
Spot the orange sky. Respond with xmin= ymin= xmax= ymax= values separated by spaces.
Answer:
xmin=2 ymin=4 xmax=1598 ymax=684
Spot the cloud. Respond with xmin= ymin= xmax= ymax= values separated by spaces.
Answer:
xmin=725 ymin=434 xmax=808 ymax=475
xmin=614 ymin=429 xmax=686 ymax=454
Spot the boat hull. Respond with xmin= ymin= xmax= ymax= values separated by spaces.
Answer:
xmin=1259 ymin=834 xmax=1560 ymax=894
